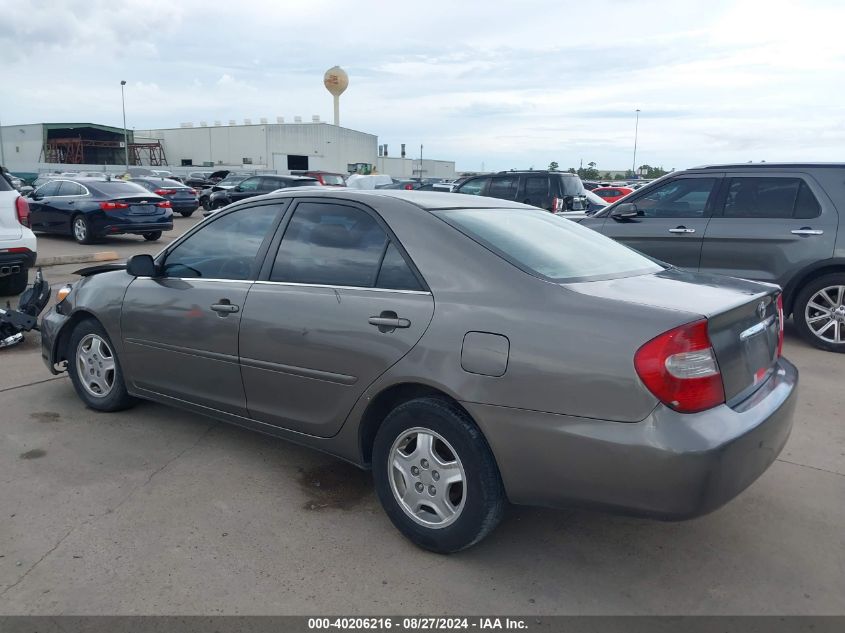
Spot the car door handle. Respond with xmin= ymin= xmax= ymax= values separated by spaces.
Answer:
xmin=368 ymin=316 xmax=411 ymax=328
xmin=791 ymin=228 xmax=824 ymax=236
xmin=668 ymin=227 xmax=696 ymax=234
xmin=210 ymin=302 xmax=239 ymax=314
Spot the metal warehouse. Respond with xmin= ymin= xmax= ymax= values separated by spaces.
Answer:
xmin=133 ymin=120 xmax=378 ymax=175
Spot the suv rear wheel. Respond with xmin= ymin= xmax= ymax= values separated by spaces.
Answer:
xmin=794 ymin=273 xmax=845 ymax=352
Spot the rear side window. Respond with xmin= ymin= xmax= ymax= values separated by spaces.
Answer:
xmin=457 ymin=177 xmax=489 ymax=196
xmin=722 ymin=177 xmax=821 ymax=219
xmin=436 ymin=208 xmax=663 ymax=282
xmin=271 ymin=202 xmax=388 ymax=287
xmin=523 ymin=176 xmax=549 ymax=198
xmin=376 ymin=242 xmax=422 ymax=291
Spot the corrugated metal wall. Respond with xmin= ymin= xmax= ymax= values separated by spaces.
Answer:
xmin=134 ymin=123 xmax=377 ymax=173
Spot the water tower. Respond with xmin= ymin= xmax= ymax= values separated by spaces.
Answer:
xmin=323 ymin=66 xmax=349 ymax=126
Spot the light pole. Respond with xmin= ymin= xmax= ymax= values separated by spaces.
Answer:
xmin=120 ymin=80 xmax=129 ymax=171
xmin=632 ymin=108 xmax=640 ymax=177
xmin=419 ymin=144 xmax=423 ymax=179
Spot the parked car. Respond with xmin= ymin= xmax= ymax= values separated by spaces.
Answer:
xmin=592 ymin=186 xmax=634 ymax=203
xmin=578 ymin=163 xmax=845 ymax=352
xmin=583 ymin=189 xmax=609 ymax=215
xmin=27 ymin=178 xmax=173 ymax=244
xmin=290 ymin=170 xmax=346 ymax=186
xmin=199 ymin=173 xmax=247 ymax=211
xmin=453 ymin=170 xmax=587 ymax=212
xmin=207 ymin=174 xmax=319 ymax=209
xmin=0 ymin=169 xmax=36 ymax=295
xmin=131 ymin=177 xmax=200 ymax=217
xmin=185 ymin=171 xmax=216 ymax=188
xmin=41 ymin=189 xmax=797 ymax=552
xmin=377 ymin=180 xmax=423 ymax=190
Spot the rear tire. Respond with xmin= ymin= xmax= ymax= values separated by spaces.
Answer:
xmin=179 ymin=210 xmax=195 ymax=218
xmin=0 ymin=269 xmax=28 ymax=296
xmin=372 ymin=397 xmax=505 ymax=553
xmin=72 ymin=215 xmax=94 ymax=244
xmin=794 ymin=273 xmax=845 ymax=352
xmin=143 ymin=231 xmax=162 ymax=241
xmin=67 ymin=319 xmax=136 ymax=412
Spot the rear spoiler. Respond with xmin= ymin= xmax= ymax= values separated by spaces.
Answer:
xmin=73 ymin=263 xmax=127 ymax=277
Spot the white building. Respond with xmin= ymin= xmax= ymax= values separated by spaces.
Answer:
xmin=134 ymin=121 xmax=377 ymax=174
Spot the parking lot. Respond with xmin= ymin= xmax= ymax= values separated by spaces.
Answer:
xmin=1 ymin=220 xmax=843 ymax=616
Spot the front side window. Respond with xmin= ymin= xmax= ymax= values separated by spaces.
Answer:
xmin=270 ymin=202 xmax=389 ymax=287
xmin=632 ymin=178 xmax=717 ymax=218
xmin=437 ymin=208 xmax=663 ymax=283
xmin=487 ymin=176 xmax=518 ymax=200
xmin=163 ymin=205 xmax=279 ymax=279
xmin=238 ymin=177 xmax=261 ymax=192
xmin=722 ymin=177 xmax=821 ymax=219
xmin=56 ymin=181 xmax=87 ymax=196
xmin=35 ymin=181 xmax=60 ymax=197
xmin=457 ymin=177 xmax=490 ymax=196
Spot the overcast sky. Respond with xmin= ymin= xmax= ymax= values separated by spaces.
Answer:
xmin=1 ymin=0 xmax=843 ymax=172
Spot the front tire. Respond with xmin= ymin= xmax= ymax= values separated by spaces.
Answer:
xmin=143 ymin=231 xmax=162 ymax=241
xmin=794 ymin=273 xmax=845 ymax=352
xmin=372 ymin=397 xmax=505 ymax=553
xmin=0 ymin=269 xmax=29 ymax=296
xmin=72 ymin=215 xmax=94 ymax=244
xmin=67 ymin=319 xmax=136 ymax=411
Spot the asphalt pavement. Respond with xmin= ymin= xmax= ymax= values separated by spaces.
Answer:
xmin=0 ymin=220 xmax=842 ymax=615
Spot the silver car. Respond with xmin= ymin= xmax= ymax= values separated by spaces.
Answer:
xmin=41 ymin=189 xmax=798 ymax=552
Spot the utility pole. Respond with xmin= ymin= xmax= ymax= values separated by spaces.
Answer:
xmin=0 ymin=118 xmax=6 ymax=166
xmin=120 ymin=80 xmax=129 ymax=171
xmin=632 ymin=108 xmax=641 ymax=176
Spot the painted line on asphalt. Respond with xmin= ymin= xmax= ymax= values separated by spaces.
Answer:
xmin=0 ymin=375 xmax=68 ymax=394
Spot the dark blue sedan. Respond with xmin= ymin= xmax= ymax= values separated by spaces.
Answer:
xmin=28 ymin=178 xmax=174 ymax=244
xmin=130 ymin=177 xmax=200 ymax=217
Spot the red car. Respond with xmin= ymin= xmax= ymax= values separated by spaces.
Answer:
xmin=593 ymin=186 xmax=633 ymax=203
xmin=292 ymin=171 xmax=346 ymax=186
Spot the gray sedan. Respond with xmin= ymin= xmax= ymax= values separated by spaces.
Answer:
xmin=40 ymin=189 xmax=798 ymax=553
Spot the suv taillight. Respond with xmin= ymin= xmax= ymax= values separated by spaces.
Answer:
xmin=552 ymin=196 xmax=564 ymax=212
xmin=634 ymin=319 xmax=725 ymax=413
xmin=15 ymin=196 xmax=30 ymax=227
xmin=776 ymin=293 xmax=785 ymax=357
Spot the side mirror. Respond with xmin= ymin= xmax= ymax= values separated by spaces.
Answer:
xmin=233 ymin=185 xmax=242 ymax=192
xmin=126 ymin=254 xmax=158 ymax=277
xmin=610 ymin=202 xmax=639 ymax=220
xmin=29 ymin=191 xmax=41 ymax=200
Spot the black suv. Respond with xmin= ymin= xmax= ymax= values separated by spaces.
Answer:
xmin=208 ymin=175 xmax=319 ymax=209
xmin=578 ymin=163 xmax=845 ymax=352
xmin=453 ymin=170 xmax=587 ymax=212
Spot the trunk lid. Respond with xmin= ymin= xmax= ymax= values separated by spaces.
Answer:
xmin=112 ymin=194 xmax=163 ymax=215
xmin=563 ymin=268 xmax=782 ymax=405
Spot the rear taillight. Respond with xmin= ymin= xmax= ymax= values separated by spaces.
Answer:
xmin=156 ymin=200 xmax=172 ymax=208
xmin=776 ymin=293 xmax=784 ymax=357
xmin=100 ymin=201 xmax=129 ymax=211
xmin=154 ymin=189 xmax=176 ymax=196
xmin=634 ymin=319 xmax=725 ymax=414
xmin=15 ymin=196 xmax=30 ymax=227
xmin=403 ymin=184 xmax=413 ymax=190
xmin=552 ymin=196 xmax=564 ymax=212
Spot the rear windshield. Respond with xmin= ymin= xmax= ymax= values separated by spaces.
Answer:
xmin=321 ymin=174 xmax=345 ymax=185
xmin=436 ymin=208 xmax=663 ymax=282
xmin=557 ymin=175 xmax=585 ymax=196
xmin=93 ymin=181 xmax=150 ymax=195
xmin=146 ymin=178 xmax=187 ymax=188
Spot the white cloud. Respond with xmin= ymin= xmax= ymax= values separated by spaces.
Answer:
xmin=1 ymin=0 xmax=843 ymax=171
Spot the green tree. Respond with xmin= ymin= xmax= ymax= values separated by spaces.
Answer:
xmin=548 ymin=161 xmax=559 ymax=171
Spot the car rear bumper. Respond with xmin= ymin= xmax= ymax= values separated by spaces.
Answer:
xmin=101 ymin=221 xmax=173 ymax=235
xmin=0 ymin=248 xmax=37 ymax=276
xmin=465 ymin=357 xmax=798 ymax=519
xmin=171 ymin=200 xmax=199 ymax=211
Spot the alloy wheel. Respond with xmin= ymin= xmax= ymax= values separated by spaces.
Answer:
xmin=76 ymin=334 xmax=116 ymax=398
xmin=73 ymin=217 xmax=87 ymax=242
xmin=388 ymin=427 xmax=466 ymax=529
xmin=805 ymin=285 xmax=845 ymax=344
